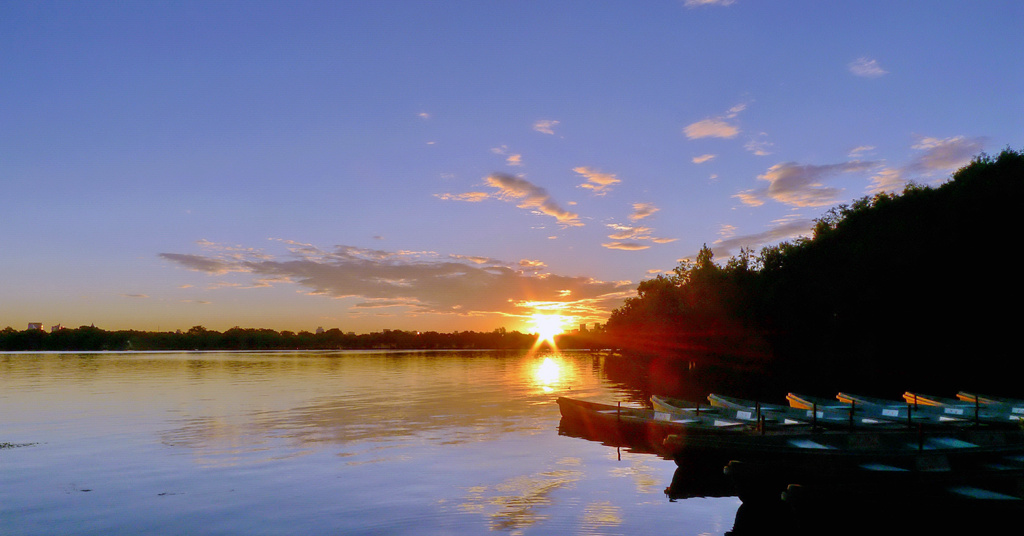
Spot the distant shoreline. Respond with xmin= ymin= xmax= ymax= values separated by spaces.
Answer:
xmin=0 ymin=325 xmax=607 ymax=352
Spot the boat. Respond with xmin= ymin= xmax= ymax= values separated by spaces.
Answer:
xmin=649 ymin=395 xmax=705 ymax=414
xmin=837 ymin=392 xmax=978 ymax=427
xmin=957 ymin=392 xmax=1024 ymax=408
xmin=904 ymin=392 xmax=1024 ymax=427
xmin=786 ymin=392 xmax=849 ymax=411
xmin=653 ymin=394 xmax=803 ymax=429
xmin=710 ymin=393 xmax=901 ymax=430
xmin=556 ymin=397 xmax=752 ymax=455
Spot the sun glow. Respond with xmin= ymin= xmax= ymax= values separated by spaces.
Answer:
xmin=529 ymin=313 xmax=568 ymax=347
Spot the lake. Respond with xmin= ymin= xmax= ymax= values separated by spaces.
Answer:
xmin=1 ymin=349 xmax=744 ymax=535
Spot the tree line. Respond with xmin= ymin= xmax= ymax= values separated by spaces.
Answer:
xmin=0 ymin=324 xmax=603 ymax=352
xmin=604 ymin=148 xmax=1024 ymax=398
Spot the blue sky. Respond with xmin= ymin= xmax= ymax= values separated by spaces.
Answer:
xmin=3 ymin=0 xmax=1021 ymax=334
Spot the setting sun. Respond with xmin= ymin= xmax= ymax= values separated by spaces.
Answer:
xmin=529 ymin=313 xmax=568 ymax=347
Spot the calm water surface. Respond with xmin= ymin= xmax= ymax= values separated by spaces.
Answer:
xmin=1 ymin=350 xmax=741 ymax=535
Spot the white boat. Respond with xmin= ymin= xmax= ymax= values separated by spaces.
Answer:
xmin=905 ymin=392 xmax=1024 ymax=426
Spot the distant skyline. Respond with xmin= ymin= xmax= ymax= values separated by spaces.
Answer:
xmin=3 ymin=1 xmax=1022 ymax=334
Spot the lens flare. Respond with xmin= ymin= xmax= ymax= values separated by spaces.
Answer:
xmin=529 ymin=313 xmax=567 ymax=348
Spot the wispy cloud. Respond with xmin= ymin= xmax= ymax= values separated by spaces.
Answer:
xmin=711 ymin=217 xmax=817 ymax=258
xmin=435 ymin=172 xmax=582 ymax=226
xmin=485 ymin=173 xmax=583 ymax=226
xmin=738 ymin=160 xmax=882 ymax=208
xmin=629 ymin=203 xmax=660 ymax=221
xmin=159 ymin=241 xmax=630 ymax=322
xmin=434 ymin=192 xmax=489 ymax=202
xmin=601 ymin=203 xmax=676 ymax=250
xmin=692 ymin=154 xmax=716 ymax=164
xmin=869 ymin=135 xmax=985 ymax=193
xmin=684 ymin=0 xmax=736 ymax=7
xmin=848 ymin=145 xmax=876 ymax=158
xmin=849 ymin=57 xmax=888 ymax=78
xmin=684 ymin=103 xmax=745 ymax=139
xmin=744 ymin=133 xmax=773 ymax=156
xmin=533 ymin=119 xmax=560 ymax=135
xmin=492 ymin=145 xmax=523 ymax=166
xmin=573 ymin=167 xmax=621 ymax=195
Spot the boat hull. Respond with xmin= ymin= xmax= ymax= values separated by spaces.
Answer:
xmin=556 ymin=396 xmax=752 ymax=456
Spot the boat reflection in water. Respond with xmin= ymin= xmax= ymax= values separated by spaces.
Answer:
xmin=558 ymin=396 xmax=1024 ymax=534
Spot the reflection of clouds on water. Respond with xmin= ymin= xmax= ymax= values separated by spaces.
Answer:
xmin=581 ymin=501 xmax=623 ymax=532
xmin=457 ymin=459 xmax=582 ymax=532
xmin=157 ymin=351 xmax=604 ymax=467
xmin=607 ymin=454 xmax=662 ymax=495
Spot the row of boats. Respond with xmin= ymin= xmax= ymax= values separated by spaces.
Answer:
xmin=556 ymin=391 xmax=1024 ymax=505
xmin=662 ymin=391 xmax=1024 ymax=430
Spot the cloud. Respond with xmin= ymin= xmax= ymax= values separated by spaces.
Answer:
xmin=159 ymin=241 xmax=630 ymax=321
xmin=744 ymin=133 xmax=773 ymax=156
xmin=492 ymin=145 xmax=523 ymax=166
xmin=485 ymin=173 xmax=583 ymax=226
xmin=602 ymin=241 xmax=651 ymax=251
xmin=533 ymin=119 xmax=560 ymax=135
xmin=849 ymin=57 xmax=888 ymax=78
xmin=684 ymin=118 xmax=739 ymax=139
xmin=684 ymin=0 xmax=735 ymax=7
xmin=601 ymin=206 xmax=677 ymax=250
xmin=710 ymin=217 xmax=817 ymax=258
xmin=848 ymin=145 xmax=876 ymax=158
xmin=692 ymin=154 xmax=716 ymax=164
xmin=434 ymin=192 xmax=489 ymax=202
xmin=437 ymin=175 xmax=581 ymax=226
xmin=683 ymin=103 xmax=746 ymax=139
xmin=738 ymin=160 xmax=882 ymax=208
xmin=629 ymin=203 xmax=659 ymax=221
xmin=573 ymin=167 xmax=621 ymax=195
xmin=868 ymin=135 xmax=986 ymax=193
xmin=606 ymin=223 xmax=654 ymax=241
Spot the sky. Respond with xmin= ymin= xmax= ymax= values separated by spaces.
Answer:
xmin=3 ymin=0 xmax=1022 ymax=335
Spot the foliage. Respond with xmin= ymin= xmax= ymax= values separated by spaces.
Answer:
xmin=605 ymin=147 xmax=1024 ymax=395
xmin=0 ymin=325 xmax=549 ymax=352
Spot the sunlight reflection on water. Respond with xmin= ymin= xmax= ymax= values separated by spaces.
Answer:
xmin=0 ymin=350 xmax=742 ymax=535
xmin=533 ymin=356 xmax=562 ymax=393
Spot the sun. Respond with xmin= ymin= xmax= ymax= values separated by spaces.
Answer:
xmin=529 ymin=313 xmax=568 ymax=347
